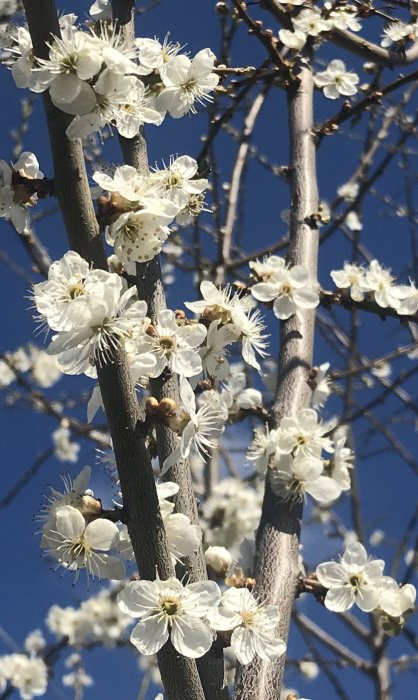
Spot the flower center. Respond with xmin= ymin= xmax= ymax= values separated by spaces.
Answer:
xmin=68 ymin=282 xmax=86 ymax=299
xmin=165 ymin=172 xmax=183 ymax=189
xmin=240 ymin=609 xmax=258 ymax=628
xmin=349 ymin=574 xmax=363 ymax=589
xmin=159 ymin=335 xmax=177 ymax=352
xmin=161 ymin=596 xmax=179 ymax=616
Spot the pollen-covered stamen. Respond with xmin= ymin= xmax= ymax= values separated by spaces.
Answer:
xmin=349 ymin=574 xmax=363 ymax=589
xmin=158 ymin=335 xmax=177 ymax=354
xmin=161 ymin=596 xmax=180 ymax=617
xmin=68 ymin=282 xmax=86 ymax=299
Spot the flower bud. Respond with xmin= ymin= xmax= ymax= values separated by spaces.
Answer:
xmin=205 ymin=545 xmax=233 ymax=577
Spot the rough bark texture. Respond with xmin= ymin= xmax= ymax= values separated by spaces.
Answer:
xmin=22 ymin=1 xmax=106 ymax=269
xmin=234 ymin=58 xmax=319 ymax=700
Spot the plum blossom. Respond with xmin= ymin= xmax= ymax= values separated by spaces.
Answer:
xmin=381 ymin=22 xmax=411 ymax=47
xmin=198 ymin=320 xmax=239 ymax=380
xmin=293 ymin=9 xmax=332 ymax=36
xmin=365 ymin=260 xmax=406 ymax=309
xmin=135 ymin=35 xmax=181 ymax=75
xmin=162 ymin=377 xmax=224 ymax=474
xmin=279 ymin=29 xmax=306 ymax=51
xmin=117 ymin=577 xmax=221 ymax=658
xmin=37 ymin=465 xmax=92 ymax=527
xmin=329 ymin=7 xmax=361 ymax=32
xmin=52 ymin=424 xmax=80 ymax=463
xmin=152 ymin=155 xmax=208 ymax=210
xmin=247 ymin=425 xmax=280 ymax=475
xmin=251 ymin=257 xmax=319 ymax=320
xmin=155 ymin=48 xmax=219 ymax=118
xmin=275 ymin=408 xmax=335 ymax=458
xmin=0 ymin=655 xmax=48 ymax=700
xmin=330 ymin=262 xmax=368 ymax=302
xmin=314 ymin=60 xmax=359 ymax=100
xmin=207 ymin=587 xmax=286 ymax=665
xmin=397 ymin=282 xmax=418 ymax=315
xmin=89 ymin=0 xmax=112 ymax=20
xmin=375 ymin=577 xmax=416 ymax=619
xmin=117 ymin=491 xmax=202 ymax=566
xmin=0 ymin=152 xmax=43 ymax=233
xmin=140 ymin=309 xmax=207 ymax=378
xmin=271 ymin=454 xmax=341 ymax=505
xmin=42 ymin=505 xmax=125 ymax=580
xmin=108 ymin=204 xmax=177 ymax=264
xmin=316 ymin=542 xmax=384 ymax=612
xmin=45 ymin=271 xmax=151 ymax=378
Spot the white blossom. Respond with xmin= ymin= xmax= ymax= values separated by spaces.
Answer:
xmin=381 ymin=22 xmax=411 ymax=47
xmin=89 ymin=0 xmax=112 ymax=20
xmin=135 ymin=35 xmax=181 ymax=75
xmin=117 ymin=577 xmax=221 ymax=658
xmin=314 ymin=60 xmax=359 ymax=100
xmin=275 ymin=408 xmax=335 ymax=458
xmin=271 ymin=454 xmax=341 ymax=505
xmin=52 ymin=425 xmax=80 ymax=463
xmin=365 ymin=260 xmax=406 ymax=309
xmin=375 ymin=576 xmax=416 ymax=618
xmin=279 ymin=29 xmax=306 ymax=50
xmin=398 ymin=282 xmax=418 ymax=315
xmin=155 ymin=48 xmax=219 ymax=118
xmin=29 ymin=346 xmax=62 ymax=387
xmin=337 ymin=181 xmax=359 ymax=202
xmin=108 ymin=204 xmax=177 ymax=264
xmin=0 ymin=152 xmax=43 ymax=232
xmin=42 ymin=504 xmax=125 ymax=580
xmin=330 ymin=262 xmax=368 ymax=302
xmin=316 ymin=542 xmax=384 ymax=612
xmin=293 ymin=9 xmax=332 ymax=36
xmin=329 ymin=7 xmax=361 ymax=32
xmin=152 ymin=155 xmax=208 ymax=210
xmin=251 ymin=258 xmax=319 ymax=320
xmin=247 ymin=425 xmax=280 ymax=475
xmin=199 ymin=320 xmax=239 ymax=380
xmin=140 ymin=309 xmax=207 ymax=378
xmin=162 ymin=377 xmax=223 ymax=473
xmin=0 ymin=655 xmax=48 ymax=700
xmin=207 ymin=587 xmax=286 ymax=665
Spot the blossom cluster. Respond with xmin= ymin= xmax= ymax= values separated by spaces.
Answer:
xmin=249 ymin=255 xmax=320 ymax=320
xmin=117 ymin=576 xmax=286 ymax=665
xmin=247 ymin=409 xmax=352 ymax=505
xmin=0 ymin=343 xmax=61 ymax=389
xmin=94 ymin=154 xmax=208 ymax=264
xmin=37 ymin=465 xmax=203 ymax=579
xmin=331 ymin=259 xmax=418 ymax=314
xmin=278 ymin=4 xmax=361 ymax=51
xmin=31 ymin=251 xmax=275 ymax=470
xmin=6 ymin=12 xmax=219 ymax=139
xmin=316 ymin=542 xmax=416 ymax=634
xmin=0 ymin=653 xmax=48 ymax=700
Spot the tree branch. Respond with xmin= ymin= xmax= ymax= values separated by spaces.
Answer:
xmin=234 ymin=54 xmax=319 ymax=700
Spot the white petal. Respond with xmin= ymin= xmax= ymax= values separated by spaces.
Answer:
xmin=85 ymin=518 xmax=119 ymax=550
xmin=324 ymin=586 xmax=355 ymax=612
xmin=171 ymin=616 xmax=213 ymax=658
xmin=130 ymin=617 xmax=168 ymax=655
